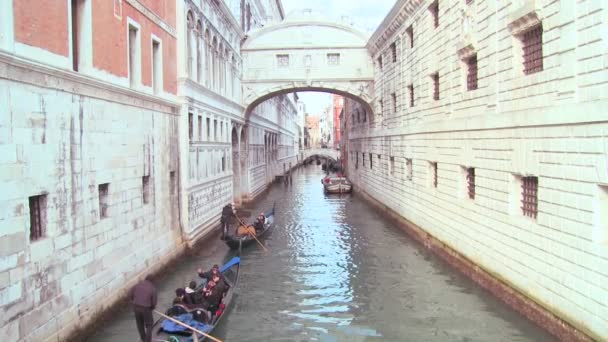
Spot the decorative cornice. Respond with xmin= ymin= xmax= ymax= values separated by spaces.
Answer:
xmin=508 ymin=0 xmax=541 ymax=36
xmin=367 ymin=0 xmax=424 ymax=55
xmin=125 ymin=0 xmax=177 ymax=38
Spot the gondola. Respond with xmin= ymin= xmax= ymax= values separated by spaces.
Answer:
xmin=322 ymin=176 xmax=352 ymax=194
xmin=223 ymin=205 xmax=275 ymax=250
xmin=151 ymin=256 xmax=241 ymax=342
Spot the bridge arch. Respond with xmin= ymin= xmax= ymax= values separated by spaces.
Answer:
xmin=241 ymin=10 xmax=375 ymax=116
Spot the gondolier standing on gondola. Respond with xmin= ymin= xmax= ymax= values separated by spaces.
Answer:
xmin=220 ymin=202 xmax=236 ymax=239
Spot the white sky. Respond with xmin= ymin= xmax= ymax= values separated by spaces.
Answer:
xmin=281 ymin=0 xmax=396 ymax=115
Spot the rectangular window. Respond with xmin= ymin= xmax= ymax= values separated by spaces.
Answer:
xmin=377 ymin=55 xmax=383 ymax=69
xmin=355 ymin=152 xmax=359 ymax=169
xmin=142 ymin=176 xmax=150 ymax=204
xmin=389 ymin=156 xmax=395 ymax=176
xmin=206 ymin=118 xmax=211 ymax=140
xmin=522 ymin=25 xmax=543 ymax=75
xmin=170 ymin=171 xmax=176 ymax=195
xmin=430 ymin=1 xmax=439 ymax=28
xmin=128 ymin=23 xmax=140 ymax=88
xmin=369 ymin=153 xmax=373 ymax=169
xmin=327 ymin=53 xmax=340 ymax=65
xmin=467 ymin=54 xmax=478 ymax=91
xmin=222 ymin=155 xmax=226 ymax=172
xmin=406 ymin=25 xmax=413 ymax=48
xmin=432 ymin=73 xmax=439 ymax=100
xmin=379 ymin=99 xmax=384 ymax=115
xmin=521 ymin=176 xmax=538 ymax=219
xmin=408 ymin=84 xmax=415 ymax=107
xmin=390 ymin=42 xmax=397 ymax=62
xmin=467 ymin=167 xmax=475 ymax=200
xmin=99 ymin=183 xmax=109 ymax=219
xmin=277 ymin=54 xmax=289 ymax=67
xmin=29 ymin=194 xmax=47 ymax=241
xmin=391 ymin=93 xmax=397 ymax=113
xmin=214 ymin=119 xmax=218 ymax=141
xmin=152 ymin=39 xmax=162 ymax=94
xmin=71 ymin=0 xmax=83 ymax=71
xmin=220 ymin=122 xmax=223 ymax=141
xmin=188 ymin=113 xmax=193 ymax=141
xmin=198 ymin=115 xmax=202 ymax=141
xmin=363 ymin=153 xmax=366 ymax=167
xmin=406 ymin=158 xmax=413 ymax=181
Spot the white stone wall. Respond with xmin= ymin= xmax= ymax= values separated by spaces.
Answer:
xmin=349 ymin=0 xmax=608 ymax=340
xmin=0 ymin=57 xmax=180 ymax=341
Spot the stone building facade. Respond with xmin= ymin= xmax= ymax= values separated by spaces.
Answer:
xmin=344 ymin=0 xmax=608 ymax=340
xmin=0 ymin=0 xmax=298 ymax=340
xmin=0 ymin=1 xmax=180 ymax=341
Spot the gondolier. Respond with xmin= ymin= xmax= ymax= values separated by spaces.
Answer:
xmin=220 ymin=203 xmax=236 ymax=239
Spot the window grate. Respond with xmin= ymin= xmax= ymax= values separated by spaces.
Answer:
xmin=432 ymin=73 xmax=439 ymax=100
xmin=431 ymin=2 xmax=439 ymax=28
xmin=467 ymin=55 xmax=478 ymax=91
xmin=29 ymin=195 xmax=46 ymax=241
xmin=391 ymin=93 xmax=397 ymax=113
xmin=522 ymin=25 xmax=543 ymax=75
xmin=432 ymin=162 xmax=438 ymax=188
xmin=467 ymin=168 xmax=475 ymax=200
xmin=408 ymin=85 xmax=415 ymax=107
xmin=188 ymin=113 xmax=193 ymax=141
xmin=390 ymin=43 xmax=397 ymax=62
xmin=521 ymin=176 xmax=538 ymax=218
xmin=406 ymin=159 xmax=413 ymax=181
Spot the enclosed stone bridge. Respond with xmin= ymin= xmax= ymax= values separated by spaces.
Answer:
xmin=302 ymin=148 xmax=340 ymax=161
xmin=241 ymin=10 xmax=375 ymax=115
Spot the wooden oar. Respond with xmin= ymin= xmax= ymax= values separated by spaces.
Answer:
xmin=234 ymin=214 xmax=269 ymax=252
xmin=154 ymin=310 xmax=223 ymax=342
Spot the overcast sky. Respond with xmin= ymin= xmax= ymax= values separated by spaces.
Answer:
xmin=281 ymin=0 xmax=396 ymax=115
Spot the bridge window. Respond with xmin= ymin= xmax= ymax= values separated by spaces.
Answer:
xmin=466 ymin=54 xmax=478 ymax=91
xmin=430 ymin=1 xmax=439 ymax=29
xmin=327 ymin=53 xmax=340 ymax=66
xmin=406 ymin=25 xmax=413 ymax=48
xmin=277 ymin=54 xmax=289 ymax=67
xmin=408 ymin=84 xmax=415 ymax=107
xmin=432 ymin=73 xmax=439 ymax=100
xmin=391 ymin=93 xmax=397 ymax=113
xmin=390 ymin=42 xmax=397 ymax=62
xmin=522 ymin=25 xmax=543 ymax=75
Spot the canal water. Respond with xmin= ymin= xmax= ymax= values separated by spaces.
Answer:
xmin=87 ymin=164 xmax=553 ymax=342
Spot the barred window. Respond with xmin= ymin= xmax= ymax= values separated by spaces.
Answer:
xmin=378 ymin=55 xmax=383 ymax=69
xmin=390 ymin=42 xmax=397 ymax=62
xmin=432 ymin=73 xmax=439 ymax=100
xmin=356 ymin=152 xmax=359 ymax=169
xmin=327 ymin=53 xmax=340 ymax=66
xmin=390 ymin=156 xmax=395 ymax=176
xmin=430 ymin=1 xmax=439 ymax=28
xmin=467 ymin=168 xmax=475 ymax=200
xmin=99 ymin=183 xmax=109 ymax=219
xmin=406 ymin=25 xmax=413 ymax=48
xmin=391 ymin=93 xmax=397 ymax=113
xmin=277 ymin=54 xmax=289 ymax=67
xmin=432 ymin=162 xmax=438 ymax=188
xmin=29 ymin=194 xmax=47 ymax=241
xmin=188 ymin=113 xmax=193 ymax=141
xmin=467 ymin=54 xmax=478 ymax=91
xmin=522 ymin=25 xmax=543 ymax=75
xmin=408 ymin=84 xmax=415 ymax=107
xmin=521 ymin=176 xmax=538 ymax=219
xmin=406 ymin=158 xmax=413 ymax=181
xmin=142 ymin=176 xmax=150 ymax=204
xmin=369 ymin=153 xmax=373 ymax=169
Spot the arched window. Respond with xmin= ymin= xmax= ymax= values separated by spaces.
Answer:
xmin=205 ymin=29 xmax=211 ymax=87
xmin=196 ymin=20 xmax=202 ymax=83
xmin=212 ymin=37 xmax=218 ymax=90
xmin=186 ymin=11 xmax=194 ymax=77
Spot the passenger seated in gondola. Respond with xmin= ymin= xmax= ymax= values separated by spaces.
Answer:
xmin=197 ymin=264 xmax=225 ymax=283
xmin=184 ymin=281 xmax=197 ymax=305
xmin=172 ymin=288 xmax=186 ymax=305
xmin=202 ymin=280 xmax=223 ymax=313
xmin=253 ymin=213 xmax=266 ymax=232
xmin=211 ymin=274 xmax=229 ymax=295
xmin=236 ymin=224 xmax=256 ymax=236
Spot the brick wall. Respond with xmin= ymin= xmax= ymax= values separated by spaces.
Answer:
xmin=13 ymin=0 xmax=69 ymax=56
xmin=352 ymin=0 xmax=608 ymax=340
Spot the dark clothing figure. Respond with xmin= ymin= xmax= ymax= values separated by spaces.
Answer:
xmin=253 ymin=218 xmax=264 ymax=232
xmin=204 ymin=285 xmax=223 ymax=311
xmin=198 ymin=266 xmax=225 ymax=283
xmin=220 ymin=204 xmax=236 ymax=239
xmin=129 ymin=277 xmax=157 ymax=342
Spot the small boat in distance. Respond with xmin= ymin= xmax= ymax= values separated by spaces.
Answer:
xmin=151 ymin=257 xmax=241 ymax=341
xmin=224 ymin=205 xmax=275 ymax=250
xmin=322 ymin=175 xmax=352 ymax=194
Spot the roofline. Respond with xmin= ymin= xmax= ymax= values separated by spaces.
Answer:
xmin=367 ymin=0 xmax=424 ymax=55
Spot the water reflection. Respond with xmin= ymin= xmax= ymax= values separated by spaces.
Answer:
xmin=88 ymin=165 xmax=554 ymax=342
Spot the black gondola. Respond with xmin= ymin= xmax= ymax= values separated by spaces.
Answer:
xmin=151 ymin=257 xmax=241 ymax=341
xmin=223 ymin=205 xmax=275 ymax=250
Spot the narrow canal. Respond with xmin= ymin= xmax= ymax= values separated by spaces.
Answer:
xmin=87 ymin=164 xmax=553 ymax=342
